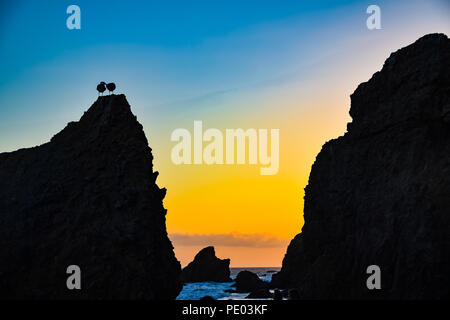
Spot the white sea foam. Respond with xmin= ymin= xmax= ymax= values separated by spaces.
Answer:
xmin=176 ymin=267 xmax=280 ymax=300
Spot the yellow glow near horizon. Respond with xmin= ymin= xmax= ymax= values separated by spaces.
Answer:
xmin=149 ymin=90 xmax=352 ymax=267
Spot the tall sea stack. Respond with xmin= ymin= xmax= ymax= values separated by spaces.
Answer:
xmin=0 ymin=94 xmax=182 ymax=299
xmin=272 ymin=34 xmax=450 ymax=299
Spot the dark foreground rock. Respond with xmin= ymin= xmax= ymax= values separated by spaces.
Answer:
xmin=272 ymin=33 xmax=450 ymax=299
xmin=233 ymin=270 xmax=268 ymax=293
xmin=181 ymin=246 xmax=231 ymax=282
xmin=0 ymin=94 xmax=182 ymax=299
xmin=246 ymin=288 xmax=272 ymax=299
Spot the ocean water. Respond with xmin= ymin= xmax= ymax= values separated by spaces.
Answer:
xmin=176 ymin=267 xmax=280 ymax=300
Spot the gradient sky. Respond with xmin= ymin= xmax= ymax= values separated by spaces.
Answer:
xmin=1 ymin=0 xmax=449 ymax=267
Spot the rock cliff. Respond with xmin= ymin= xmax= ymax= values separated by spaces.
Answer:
xmin=0 ymin=94 xmax=182 ymax=299
xmin=181 ymin=246 xmax=231 ymax=283
xmin=272 ymin=33 xmax=450 ymax=299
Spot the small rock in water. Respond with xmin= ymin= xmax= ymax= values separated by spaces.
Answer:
xmin=233 ymin=270 xmax=269 ymax=292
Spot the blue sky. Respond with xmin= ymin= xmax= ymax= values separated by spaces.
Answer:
xmin=0 ymin=1 xmax=358 ymax=79
xmin=1 ymin=0 xmax=449 ymax=153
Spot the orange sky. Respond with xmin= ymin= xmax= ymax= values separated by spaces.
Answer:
xmin=157 ymin=90 xmax=352 ymax=267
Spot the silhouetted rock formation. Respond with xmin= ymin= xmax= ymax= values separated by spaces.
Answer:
xmin=272 ymin=33 xmax=450 ymax=299
xmin=233 ymin=270 xmax=268 ymax=293
xmin=181 ymin=246 xmax=231 ymax=283
xmin=0 ymin=94 xmax=182 ymax=299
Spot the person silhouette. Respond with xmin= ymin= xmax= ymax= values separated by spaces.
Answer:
xmin=96 ymin=82 xmax=106 ymax=96
xmin=106 ymin=82 xmax=116 ymax=95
